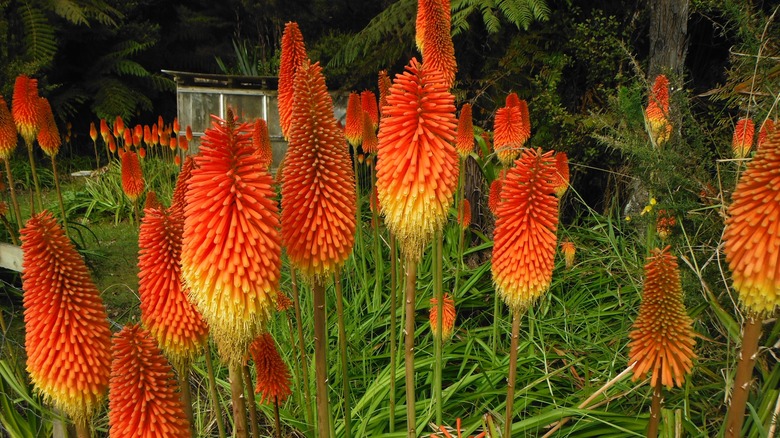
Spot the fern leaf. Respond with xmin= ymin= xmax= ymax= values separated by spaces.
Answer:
xmin=20 ymin=1 xmax=57 ymax=67
xmin=479 ymin=1 xmax=501 ymax=34
xmin=112 ymin=59 xmax=150 ymax=78
xmin=51 ymin=0 xmax=89 ymax=26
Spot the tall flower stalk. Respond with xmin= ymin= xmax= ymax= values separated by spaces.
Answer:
xmin=376 ymin=58 xmax=458 ymax=436
xmin=281 ymin=60 xmax=356 ymax=438
xmin=21 ymin=211 xmax=112 ymax=437
xmin=627 ymin=247 xmax=696 ymax=437
xmin=181 ymin=112 xmax=282 ymax=438
xmin=0 ymin=95 xmax=22 ymax=234
xmin=491 ymin=149 xmax=558 ymax=437
xmin=36 ymin=98 xmax=68 ymax=236
xmin=12 ymin=75 xmax=43 ymax=211
xmin=723 ymin=130 xmax=780 ymax=437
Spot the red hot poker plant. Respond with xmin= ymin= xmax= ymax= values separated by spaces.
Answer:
xmin=376 ymin=58 xmax=458 ymax=261
xmin=121 ymin=149 xmax=145 ymax=201
xmin=627 ymin=246 xmax=696 ymax=389
xmin=108 ymin=324 xmax=191 ymax=438
xmin=491 ymin=149 xmax=558 ymax=311
xmin=645 ymin=74 xmax=672 ymax=147
xmin=361 ymin=90 xmax=379 ymax=130
xmin=455 ymin=103 xmax=474 ymax=157
xmin=181 ymin=113 xmax=282 ymax=365
xmin=0 ymin=96 xmax=16 ymax=160
xmin=12 ymin=75 xmax=41 ymax=145
xmin=345 ymin=92 xmax=364 ymax=148
xmin=278 ymin=22 xmax=308 ymax=140
xmin=419 ymin=0 xmax=457 ymax=89
xmin=732 ymin=118 xmax=755 ymax=159
xmin=250 ymin=333 xmax=292 ymax=404
xmin=21 ymin=211 xmax=112 ymax=425
xmin=138 ymin=206 xmax=208 ymax=369
xmin=281 ymin=61 xmax=357 ymax=278
xmin=252 ymin=118 xmax=274 ymax=169
xmin=36 ymin=98 xmax=61 ymax=157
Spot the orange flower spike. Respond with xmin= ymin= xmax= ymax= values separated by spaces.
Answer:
xmin=488 ymin=177 xmax=502 ymax=215
xmin=276 ymin=292 xmax=293 ymax=312
xmin=378 ymin=70 xmax=392 ymax=117
xmin=99 ymin=118 xmax=109 ymax=141
xmin=134 ymin=124 xmax=143 ymax=142
xmin=139 ymin=207 xmax=208 ymax=368
xmin=173 ymin=155 xmax=181 ymax=166
xmin=121 ymin=150 xmax=145 ymax=201
xmin=416 ymin=0 xmax=451 ymax=52
xmin=420 ymin=0 xmax=457 ymax=89
xmin=144 ymin=191 xmax=161 ymax=210
xmin=12 ymin=75 xmax=42 ymax=145
xmin=252 ymin=118 xmax=273 ymax=169
xmin=457 ymin=198 xmax=471 ymax=229
xmin=723 ymin=131 xmax=780 ymax=314
xmin=455 ymin=103 xmax=474 ymax=157
xmin=108 ymin=324 xmax=191 ymax=438
xmin=171 ymin=156 xmax=195 ymax=213
xmin=561 ymin=240 xmax=575 ymax=270
xmin=143 ymin=125 xmax=152 ymax=145
xmin=185 ymin=125 xmax=193 ymax=142
xmin=115 ymin=115 xmax=125 ymax=137
xmin=108 ymin=135 xmax=117 ymax=154
xmin=429 ymin=293 xmax=456 ymax=341
xmin=645 ymin=75 xmax=672 ymax=147
xmin=158 ymin=115 xmax=164 ymax=132
xmin=628 ymin=246 xmax=696 ymax=388
xmin=169 ymin=135 xmax=177 ymax=151
xmin=89 ymin=122 xmax=98 ymax=143
xmin=181 ymin=114 xmax=282 ymax=364
xmin=494 ymin=98 xmax=530 ymax=166
xmin=656 ymin=209 xmax=676 ymax=240
xmin=758 ymin=119 xmax=775 ymax=150
xmin=362 ymin=112 xmax=378 ymax=154
xmin=178 ymin=135 xmax=188 ymax=152
xmin=281 ymin=61 xmax=356 ymax=278
xmin=376 ymin=58 xmax=458 ymax=260
xmin=250 ymin=333 xmax=292 ymax=404
xmin=505 ymin=92 xmax=520 ymax=108
xmin=123 ymin=129 xmax=133 ymax=149
xmin=732 ymin=118 xmax=755 ymax=159
xmin=173 ymin=117 xmax=180 ymax=134
xmin=21 ymin=211 xmax=112 ymax=424
xmin=551 ymin=152 xmax=569 ymax=198
xmin=0 ymin=96 xmax=18 ymax=160
xmin=344 ymin=92 xmax=363 ymax=148
xmin=152 ymin=124 xmax=159 ymax=145
xmin=278 ymin=22 xmax=308 ymax=140
xmin=37 ymin=98 xmax=61 ymax=157
xmin=361 ymin=90 xmax=379 ymax=130
xmin=491 ymin=149 xmax=559 ymax=311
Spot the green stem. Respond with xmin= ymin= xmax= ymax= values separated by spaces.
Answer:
xmin=433 ymin=231 xmax=443 ymax=425
xmin=74 ymin=420 xmax=89 ymax=438
xmin=505 ymin=309 xmax=523 ymax=438
xmin=291 ymin=269 xmax=314 ymax=430
xmin=647 ymin=379 xmax=663 ymax=438
xmin=243 ymin=363 xmax=260 ymax=438
xmin=50 ymin=156 xmax=68 ymax=238
xmin=274 ymin=397 xmax=282 ymax=438
xmin=313 ymin=278 xmax=331 ymax=438
xmin=177 ymin=363 xmax=195 ymax=436
xmin=389 ymin=234 xmax=398 ymax=433
xmin=334 ymin=268 xmax=351 ymax=438
xmin=453 ymin=156 xmax=466 ymax=297
xmin=92 ymin=140 xmax=100 ymax=169
xmin=371 ymin=163 xmax=384 ymax=313
xmin=352 ymin=149 xmax=368 ymax=297
xmin=725 ymin=316 xmax=763 ymax=438
xmin=404 ymin=258 xmax=418 ymax=438
xmin=5 ymin=158 xmax=23 ymax=233
xmin=492 ymin=293 xmax=500 ymax=353
xmin=25 ymin=140 xmax=42 ymax=213
xmin=204 ymin=346 xmax=227 ymax=438
xmin=229 ymin=361 xmax=249 ymax=438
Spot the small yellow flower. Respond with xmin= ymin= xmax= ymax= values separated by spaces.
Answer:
xmin=625 ymin=216 xmax=632 ymax=222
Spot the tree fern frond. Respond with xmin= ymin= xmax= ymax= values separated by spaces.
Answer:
xmin=20 ymin=1 xmax=57 ymax=67
xmin=51 ymin=0 xmax=89 ymax=26
xmin=112 ymin=59 xmax=150 ymax=78
xmin=479 ymin=1 xmax=501 ymax=34
xmin=82 ymin=0 xmax=122 ymax=27
xmin=496 ymin=0 xmax=532 ymax=30
xmin=146 ymin=74 xmax=175 ymax=93
xmin=92 ymin=78 xmax=152 ymax=121
xmin=328 ymin=0 xmax=416 ymax=69
xmin=527 ymin=0 xmax=550 ymax=22
xmin=451 ymin=0 xmax=477 ymax=37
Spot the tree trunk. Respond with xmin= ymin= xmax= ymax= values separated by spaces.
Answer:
xmin=648 ymin=0 xmax=689 ymax=78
